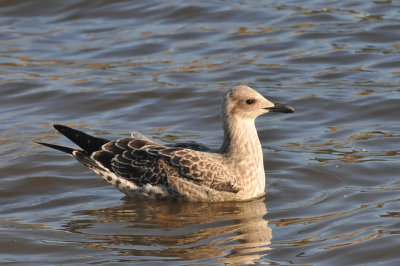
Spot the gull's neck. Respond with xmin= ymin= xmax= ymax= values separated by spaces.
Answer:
xmin=219 ymin=116 xmax=260 ymax=158
xmin=219 ymin=115 xmax=266 ymax=196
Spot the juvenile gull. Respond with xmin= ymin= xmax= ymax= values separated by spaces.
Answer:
xmin=37 ymin=85 xmax=294 ymax=201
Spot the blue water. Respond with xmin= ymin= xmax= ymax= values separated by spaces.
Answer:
xmin=1 ymin=0 xmax=399 ymax=264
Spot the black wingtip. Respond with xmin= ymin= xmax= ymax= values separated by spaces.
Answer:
xmin=53 ymin=124 xmax=66 ymax=132
xmin=53 ymin=124 xmax=75 ymax=136
xmin=36 ymin=141 xmax=75 ymax=154
xmin=51 ymin=124 xmax=109 ymax=154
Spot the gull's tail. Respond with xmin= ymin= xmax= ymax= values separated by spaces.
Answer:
xmin=36 ymin=141 xmax=75 ymax=154
xmin=36 ymin=124 xmax=109 ymax=155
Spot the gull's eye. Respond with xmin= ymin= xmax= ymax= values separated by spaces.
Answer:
xmin=246 ymin=99 xmax=255 ymax=105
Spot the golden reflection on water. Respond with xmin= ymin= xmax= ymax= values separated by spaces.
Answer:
xmin=321 ymin=230 xmax=382 ymax=250
xmin=270 ymin=195 xmax=400 ymax=251
xmin=62 ymin=198 xmax=271 ymax=264
xmin=284 ymin=129 xmax=399 ymax=164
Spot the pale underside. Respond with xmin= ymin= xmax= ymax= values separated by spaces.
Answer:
xmin=73 ymin=137 xmax=258 ymax=202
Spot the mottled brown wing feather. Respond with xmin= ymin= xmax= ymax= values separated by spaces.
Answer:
xmin=154 ymin=148 xmax=240 ymax=193
xmin=92 ymin=138 xmax=240 ymax=194
xmin=92 ymin=138 xmax=169 ymax=185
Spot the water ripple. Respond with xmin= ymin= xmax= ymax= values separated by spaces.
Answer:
xmin=1 ymin=0 xmax=399 ymax=264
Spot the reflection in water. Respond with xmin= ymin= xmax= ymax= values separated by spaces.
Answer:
xmin=63 ymin=198 xmax=271 ymax=264
xmin=2 ymin=0 xmax=400 ymax=264
xmin=284 ymin=130 xmax=400 ymax=164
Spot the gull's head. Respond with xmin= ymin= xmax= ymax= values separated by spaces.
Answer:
xmin=222 ymin=85 xmax=294 ymax=121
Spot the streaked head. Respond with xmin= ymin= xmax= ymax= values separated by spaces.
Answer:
xmin=222 ymin=85 xmax=294 ymax=120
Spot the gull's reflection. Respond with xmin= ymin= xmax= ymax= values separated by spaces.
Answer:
xmin=64 ymin=197 xmax=272 ymax=264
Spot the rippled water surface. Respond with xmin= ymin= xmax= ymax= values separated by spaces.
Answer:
xmin=1 ymin=0 xmax=400 ymax=265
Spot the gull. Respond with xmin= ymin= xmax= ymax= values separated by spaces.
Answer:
xmin=37 ymin=85 xmax=294 ymax=201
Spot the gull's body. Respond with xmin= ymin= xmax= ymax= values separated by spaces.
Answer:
xmin=38 ymin=85 xmax=294 ymax=202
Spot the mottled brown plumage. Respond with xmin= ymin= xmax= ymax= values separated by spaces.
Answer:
xmin=37 ymin=85 xmax=294 ymax=201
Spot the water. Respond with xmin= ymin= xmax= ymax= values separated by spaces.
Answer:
xmin=1 ymin=0 xmax=399 ymax=264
